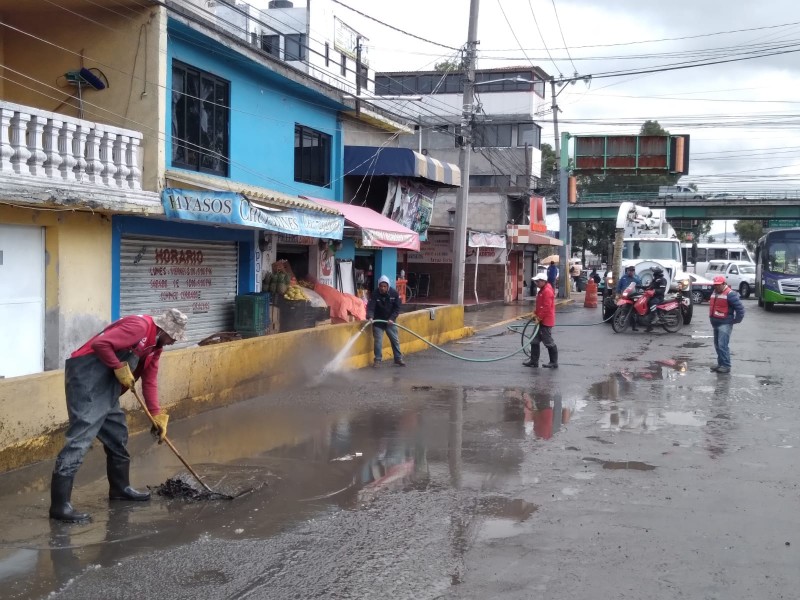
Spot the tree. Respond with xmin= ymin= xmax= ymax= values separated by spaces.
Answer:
xmin=734 ymin=220 xmax=764 ymax=250
xmin=539 ymin=142 xmax=558 ymax=186
xmin=434 ymin=59 xmax=464 ymax=72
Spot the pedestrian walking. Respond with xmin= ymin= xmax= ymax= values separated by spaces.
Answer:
xmin=49 ymin=309 xmax=188 ymax=523
xmin=367 ymin=275 xmax=405 ymax=367
xmin=708 ymin=275 xmax=745 ymax=374
xmin=546 ymin=261 xmax=559 ymax=288
xmin=523 ymin=273 xmax=558 ymax=369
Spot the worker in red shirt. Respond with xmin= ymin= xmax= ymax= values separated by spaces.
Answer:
xmin=523 ymin=273 xmax=558 ymax=369
xmin=49 ymin=309 xmax=188 ymax=523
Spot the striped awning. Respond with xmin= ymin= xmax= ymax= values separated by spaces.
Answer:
xmin=344 ymin=146 xmax=461 ymax=187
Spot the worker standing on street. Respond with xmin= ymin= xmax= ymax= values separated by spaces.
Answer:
xmin=367 ymin=275 xmax=405 ymax=367
xmin=49 ymin=309 xmax=188 ymax=523
xmin=523 ymin=273 xmax=558 ymax=369
xmin=709 ymin=275 xmax=745 ymax=374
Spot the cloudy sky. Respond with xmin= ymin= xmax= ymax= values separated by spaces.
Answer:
xmin=329 ymin=0 xmax=800 ymax=197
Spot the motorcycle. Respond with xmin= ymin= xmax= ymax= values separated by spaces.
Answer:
xmin=611 ymin=283 xmax=683 ymax=333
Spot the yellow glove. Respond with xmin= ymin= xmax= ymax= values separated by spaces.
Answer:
xmin=114 ymin=364 xmax=135 ymax=389
xmin=151 ymin=413 xmax=169 ymax=443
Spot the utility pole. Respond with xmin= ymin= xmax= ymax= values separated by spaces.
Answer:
xmin=551 ymin=78 xmax=569 ymax=299
xmin=449 ymin=0 xmax=480 ymax=305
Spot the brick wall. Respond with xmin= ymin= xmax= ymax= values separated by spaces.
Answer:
xmin=408 ymin=263 xmax=505 ymax=301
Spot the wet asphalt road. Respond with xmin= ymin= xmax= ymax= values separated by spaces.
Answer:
xmin=0 ymin=299 xmax=798 ymax=599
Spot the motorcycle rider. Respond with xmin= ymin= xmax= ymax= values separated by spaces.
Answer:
xmin=616 ymin=265 xmax=642 ymax=331
xmin=645 ymin=266 xmax=668 ymax=332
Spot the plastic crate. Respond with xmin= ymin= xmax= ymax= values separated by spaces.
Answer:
xmin=234 ymin=293 xmax=270 ymax=333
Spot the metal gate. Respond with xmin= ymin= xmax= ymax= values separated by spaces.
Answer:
xmin=120 ymin=236 xmax=238 ymax=346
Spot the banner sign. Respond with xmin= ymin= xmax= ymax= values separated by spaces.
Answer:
xmin=385 ymin=178 xmax=436 ymax=242
xmin=468 ymin=230 xmax=506 ymax=249
xmin=162 ymin=189 xmax=344 ymax=239
xmin=362 ymin=228 xmax=420 ymax=249
xmin=406 ymin=232 xmax=452 ymax=263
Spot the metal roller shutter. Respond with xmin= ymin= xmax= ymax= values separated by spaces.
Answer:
xmin=120 ymin=235 xmax=238 ymax=346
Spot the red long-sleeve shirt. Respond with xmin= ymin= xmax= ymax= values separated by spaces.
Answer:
xmin=71 ymin=316 xmax=163 ymax=414
xmin=535 ymin=283 xmax=556 ymax=327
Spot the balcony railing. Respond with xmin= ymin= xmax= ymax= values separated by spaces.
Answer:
xmin=0 ymin=101 xmax=143 ymax=191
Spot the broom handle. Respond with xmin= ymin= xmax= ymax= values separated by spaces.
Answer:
xmin=130 ymin=387 xmax=215 ymax=494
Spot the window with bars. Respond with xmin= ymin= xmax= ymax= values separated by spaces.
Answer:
xmin=171 ymin=61 xmax=230 ymax=176
xmin=294 ymin=124 xmax=331 ymax=187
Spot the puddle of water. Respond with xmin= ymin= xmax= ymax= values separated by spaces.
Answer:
xmin=663 ymin=411 xmax=707 ymax=427
xmin=572 ymin=472 xmax=596 ymax=480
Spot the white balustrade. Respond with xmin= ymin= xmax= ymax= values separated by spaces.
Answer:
xmin=0 ymin=100 xmax=144 ymax=190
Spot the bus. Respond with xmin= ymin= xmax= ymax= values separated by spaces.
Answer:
xmin=681 ymin=242 xmax=754 ymax=275
xmin=754 ymin=228 xmax=800 ymax=310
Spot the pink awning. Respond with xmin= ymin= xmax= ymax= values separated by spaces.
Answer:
xmin=303 ymin=197 xmax=420 ymax=251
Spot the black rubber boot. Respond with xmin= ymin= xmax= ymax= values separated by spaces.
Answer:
xmin=523 ymin=344 xmax=540 ymax=367
xmin=49 ymin=473 xmax=91 ymax=523
xmin=542 ymin=347 xmax=558 ymax=369
xmin=107 ymin=458 xmax=151 ymax=501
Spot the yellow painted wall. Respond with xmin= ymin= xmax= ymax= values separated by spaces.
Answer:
xmin=1 ymin=3 xmax=164 ymax=191
xmin=0 ymin=206 xmax=111 ymax=369
xmin=0 ymin=306 xmax=473 ymax=472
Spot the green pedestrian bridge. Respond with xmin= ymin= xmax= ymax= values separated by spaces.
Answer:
xmin=561 ymin=192 xmax=800 ymax=224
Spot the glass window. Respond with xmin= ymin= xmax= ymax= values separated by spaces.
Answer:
xmin=285 ymin=34 xmax=306 ymax=61
xmin=171 ymin=61 xmax=229 ymax=176
xmin=294 ymin=124 xmax=331 ymax=187
xmin=375 ymin=76 xmax=390 ymax=95
xmin=474 ymin=124 xmax=512 ymax=147
xmin=729 ymin=266 xmax=739 ymax=274
xmin=261 ymin=34 xmax=280 ymax=57
xmin=517 ymin=123 xmax=541 ymax=148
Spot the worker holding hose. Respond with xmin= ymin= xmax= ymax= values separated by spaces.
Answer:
xmin=49 ymin=309 xmax=188 ymax=523
xmin=366 ymin=275 xmax=406 ymax=367
xmin=523 ymin=273 xmax=558 ymax=369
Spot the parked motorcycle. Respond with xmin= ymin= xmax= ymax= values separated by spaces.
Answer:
xmin=611 ymin=283 xmax=683 ymax=333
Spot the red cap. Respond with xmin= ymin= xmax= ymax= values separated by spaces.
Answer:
xmin=712 ymin=275 xmax=726 ymax=285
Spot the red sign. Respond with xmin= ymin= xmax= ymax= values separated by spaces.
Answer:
xmin=530 ymin=195 xmax=547 ymax=233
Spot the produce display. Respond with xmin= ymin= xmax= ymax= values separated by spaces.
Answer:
xmin=283 ymin=284 xmax=309 ymax=301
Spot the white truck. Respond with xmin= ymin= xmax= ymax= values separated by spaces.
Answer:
xmin=658 ymin=185 xmax=705 ymax=199
xmin=602 ymin=202 xmax=693 ymax=323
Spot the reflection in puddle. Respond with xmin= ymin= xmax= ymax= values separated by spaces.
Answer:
xmin=663 ymin=411 xmax=707 ymax=427
xmin=583 ymin=457 xmax=656 ymax=471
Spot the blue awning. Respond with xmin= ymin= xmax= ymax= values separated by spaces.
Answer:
xmin=344 ymin=146 xmax=461 ymax=187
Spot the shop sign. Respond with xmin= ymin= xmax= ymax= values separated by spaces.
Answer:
xmin=162 ymin=189 xmax=344 ymax=239
xmin=277 ymin=234 xmax=316 ymax=246
xmin=406 ymin=232 xmax=452 ymax=264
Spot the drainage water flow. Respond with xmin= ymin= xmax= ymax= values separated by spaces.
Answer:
xmin=319 ymin=323 xmax=370 ymax=377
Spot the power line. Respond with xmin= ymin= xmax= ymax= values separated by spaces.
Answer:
xmin=479 ymin=19 xmax=800 ymax=52
xmin=496 ymin=0 xmax=538 ymax=73
xmin=330 ymin=0 xmax=460 ymax=51
xmin=526 ymin=0 xmax=561 ymax=76
xmin=549 ymin=0 xmax=577 ymax=74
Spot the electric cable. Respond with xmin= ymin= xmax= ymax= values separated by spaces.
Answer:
xmin=549 ymin=0 xmax=577 ymax=75
xmin=526 ymin=0 xmax=561 ymax=77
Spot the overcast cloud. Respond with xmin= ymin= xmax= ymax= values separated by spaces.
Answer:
xmin=331 ymin=0 xmax=800 ymax=194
